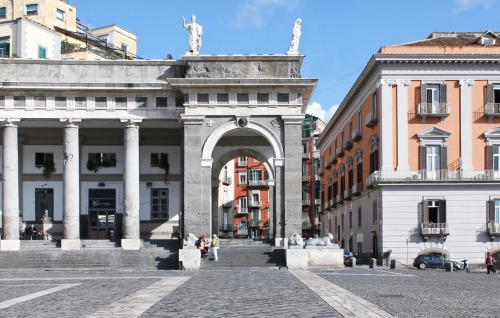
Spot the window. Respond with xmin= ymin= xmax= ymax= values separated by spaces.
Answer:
xmin=0 ymin=7 xmax=6 ymax=19
xmin=156 ymin=97 xmax=168 ymax=108
xmin=14 ymin=96 xmax=26 ymax=108
xmin=248 ymin=169 xmax=262 ymax=182
xmin=341 ymin=214 xmax=345 ymax=231
xmin=357 ymin=111 xmax=362 ymax=134
xmin=356 ymin=161 xmax=363 ymax=185
xmin=238 ymin=156 xmax=248 ymax=166
xmin=55 ymin=96 xmax=66 ymax=108
xmin=37 ymin=45 xmax=46 ymax=59
xmin=495 ymin=200 xmax=500 ymax=223
xmin=239 ymin=172 xmax=247 ymax=185
xmin=26 ymin=4 xmax=38 ymax=16
xmin=373 ymin=201 xmax=378 ymax=224
xmin=135 ymin=97 xmax=147 ymax=108
xmin=222 ymin=165 xmax=228 ymax=182
xmin=88 ymin=153 xmax=116 ymax=167
xmin=257 ymin=93 xmax=269 ymax=103
xmin=34 ymin=96 xmax=46 ymax=108
xmin=358 ymin=207 xmax=362 ymax=228
xmin=175 ymin=97 xmax=184 ymax=107
xmin=494 ymin=146 xmax=500 ymax=172
xmin=426 ymin=146 xmax=441 ymax=171
xmin=349 ymin=211 xmax=352 ymax=229
xmin=237 ymin=93 xmax=249 ymax=104
xmin=239 ymin=197 xmax=248 ymax=213
xmin=277 ymin=93 xmax=289 ymax=103
xmin=0 ymin=42 xmax=9 ymax=58
xmin=372 ymin=92 xmax=377 ymax=115
xmin=115 ymin=97 xmax=127 ymax=109
xmin=35 ymin=188 xmax=54 ymax=221
xmin=217 ymin=93 xmax=228 ymax=103
xmin=95 ymin=97 xmax=107 ymax=108
xmin=56 ymin=9 xmax=65 ymax=21
xmin=150 ymin=153 xmax=167 ymax=168
xmin=369 ymin=150 xmax=378 ymax=174
xmin=35 ymin=153 xmax=54 ymax=167
xmin=423 ymin=200 xmax=446 ymax=224
xmin=75 ymin=97 xmax=86 ymax=109
xmin=197 ymin=93 xmax=209 ymax=104
xmin=151 ymin=189 xmax=168 ymax=220
xmin=121 ymin=43 xmax=127 ymax=52
xmin=420 ymin=83 xmax=447 ymax=114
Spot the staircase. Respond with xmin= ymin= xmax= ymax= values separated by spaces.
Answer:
xmin=200 ymin=238 xmax=287 ymax=269
xmin=81 ymin=240 xmax=119 ymax=250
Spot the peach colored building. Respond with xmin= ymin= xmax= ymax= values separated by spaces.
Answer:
xmin=317 ymin=31 xmax=500 ymax=267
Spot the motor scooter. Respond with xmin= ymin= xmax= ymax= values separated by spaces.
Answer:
xmin=455 ymin=259 xmax=470 ymax=273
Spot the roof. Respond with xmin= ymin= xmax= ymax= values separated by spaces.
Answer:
xmin=395 ymin=31 xmax=500 ymax=47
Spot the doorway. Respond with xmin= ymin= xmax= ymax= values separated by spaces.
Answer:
xmin=88 ymin=189 xmax=116 ymax=240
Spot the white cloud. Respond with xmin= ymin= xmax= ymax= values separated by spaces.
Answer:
xmin=305 ymin=101 xmax=325 ymax=122
xmin=234 ymin=0 xmax=300 ymax=28
xmin=453 ymin=0 xmax=494 ymax=9
xmin=324 ymin=104 xmax=340 ymax=123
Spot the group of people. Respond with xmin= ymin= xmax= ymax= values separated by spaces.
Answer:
xmin=197 ymin=234 xmax=219 ymax=261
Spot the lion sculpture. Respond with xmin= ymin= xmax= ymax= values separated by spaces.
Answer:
xmin=305 ymin=233 xmax=335 ymax=246
xmin=288 ymin=233 xmax=303 ymax=247
xmin=184 ymin=232 xmax=198 ymax=247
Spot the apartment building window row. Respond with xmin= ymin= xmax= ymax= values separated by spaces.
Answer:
xmin=418 ymin=83 xmax=449 ymax=118
xmin=26 ymin=4 xmax=38 ymax=16
xmin=0 ymin=6 xmax=5 ymax=19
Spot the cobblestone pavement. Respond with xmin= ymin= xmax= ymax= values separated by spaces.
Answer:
xmin=0 ymin=266 xmax=498 ymax=317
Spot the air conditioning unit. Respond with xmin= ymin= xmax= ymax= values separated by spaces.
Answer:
xmin=431 ymin=228 xmax=440 ymax=234
xmin=422 ymin=228 xmax=432 ymax=235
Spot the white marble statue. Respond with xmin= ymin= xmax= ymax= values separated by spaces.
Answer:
xmin=286 ymin=18 xmax=302 ymax=55
xmin=183 ymin=15 xmax=202 ymax=54
xmin=288 ymin=233 xmax=303 ymax=246
xmin=305 ymin=233 xmax=335 ymax=246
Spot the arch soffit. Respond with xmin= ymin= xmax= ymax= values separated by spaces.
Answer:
xmin=212 ymin=149 xmax=274 ymax=181
xmin=202 ymin=120 xmax=284 ymax=162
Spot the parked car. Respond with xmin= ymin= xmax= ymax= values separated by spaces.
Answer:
xmin=344 ymin=251 xmax=360 ymax=266
xmin=413 ymin=253 xmax=461 ymax=270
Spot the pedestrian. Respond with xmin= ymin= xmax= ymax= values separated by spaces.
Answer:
xmin=198 ymin=236 xmax=208 ymax=261
xmin=486 ymin=252 xmax=496 ymax=274
xmin=211 ymin=234 xmax=219 ymax=261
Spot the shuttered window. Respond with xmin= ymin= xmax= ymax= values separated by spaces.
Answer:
xmin=421 ymin=83 xmax=447 ymax=104
xmin=423 ymin=200 xmax=447 ymax=224
xmin=420 ymin=146 xmax=447 ymax=170
xmin=486 ymin=145 xmax=500 ymax=171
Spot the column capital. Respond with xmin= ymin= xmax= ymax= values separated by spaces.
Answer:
xmin=0 ymin=118 xmax=21 ymax=127
xmin=397 ymin=79 xmax=410 ymax=87
xmin=201 ymin=158 xmax=213 ymax=167
xmin=120 ymin=119 xmax=142 ymax=128
xmin=459 ymin=79 xmax=474 ymax=87
xmin=380 ymin=79 xmax=397 ymax=87
xmin=274 ymin=158 xmax=285 ymax=167
xmin=281 ymin=115 xmax=304 ymax=125
xmin=179 ymin=114 xmax=205 ymax=125
xmin=60 ymin=118 xmax=82 ymax=128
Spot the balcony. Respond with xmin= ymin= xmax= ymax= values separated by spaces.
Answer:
xmin=318 ymin=167 xmax=324 ymax=176
xmin=238 ymin=160 xmax=248 ymax=167
xmin=314 ymin=175 xmax=320 ymax=182
xmin=336 ymin=148 xmax=345 ymax=158
xmin=352 ymin=183 xmax=362 ymax=196
xmin=344 ymin=189 xmax=352 ymax=201
xmin=249 ymin=200 xmax=261 ymax=207
xmin=352 ymin=131 xmax=362 ymax=142
xmin=302 ymin=175 xmax=311 ymax=182
xmin=234 ymin=205 xmax=248 ymax=214
xmin=417 ymin=103 xmax=450 ymax=122
xmin=324 ymin=202 xmax=330 ymax=211
xmin=222 ymin=176 xmax=232 ymax=185
xmin=219 ymin=224 xmax=234 ymax=231
xmin=344 ymin=141 xmax=353 ymax=151
xmin=302 ymin=152 xmax=310 ymax=159
xmin=325 ymin=161 xmax=332 ymax=170
xmin=365 ymin=170 xmax=500 ymax=188
xmin=315 ymin=199 xmax=321 ymax=206
xmin=365 ymin=112 xmax=377 ymax=128
xmin=222 ymin=201 xmax=233 ymax=208
xmin=247 ymin=180 xmax=268 ymax=187
xmin=488 ymin=222 xmax=500 ymax=237
xmin=336 ymin=194 xmax=344 ymax=204
xmin=485 ymin=103 xmax=500 ymax=121
xmin=302 ymin=199 xmax=310 ymax=206
xmin=420 ymin=223 xmax=450 ymax=237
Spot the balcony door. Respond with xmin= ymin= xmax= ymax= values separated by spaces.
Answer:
xmin=88 ymin=189 xmax=116 ymax=240
xmin=426 ymin=84 xmax=440 ymax=113
xmin=426 ymin=146 xmax=441 ymax=180
xmin=494 ymin=146 xmax=500 ymax=178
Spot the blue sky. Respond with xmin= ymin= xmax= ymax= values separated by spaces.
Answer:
xmin=69 ymin=0 xmax=499 ymax=123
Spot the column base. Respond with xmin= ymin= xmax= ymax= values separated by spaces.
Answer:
xmin=0 ymin=239 xmax=20 ymax=251
xmin=275 ymin=237 xmax=285 ymax=247
xmin=61 ymin=239 xmax=82 ymax=250
xmin=178 ymin=248 xmax=201 ymax=270
xmin=286 ymin=249 xmax=308 ymax=269
xmin=121 ymin=239 xmax=142 ymax=250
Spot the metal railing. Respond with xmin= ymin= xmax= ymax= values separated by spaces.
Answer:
xmin=418 ymin=103 xmax=450 ymax=116
xmin=249 ymin=201 xmax=261 ymax=207
xmin=248 ymin=180 xmax=267 ymax=186
xmin=485 ymin=103 xmax=500 ymax=116
xmin=488 ymin=222 xmax=500 ymax=235
xmin=421 ymin=223 xmax=450 ymax=235
xmin=367 ymin=170 xmax=500 ymax=185
xmin=302 ymin=175 xmax=310 ymax=182
xmin=302 ymin=199 xmax=310 ymax=205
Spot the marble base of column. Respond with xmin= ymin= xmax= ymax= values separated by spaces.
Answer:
xmin=275 ymin=237 xmax=284 ymax=247
xmin=60 ymin=239 xmax=82 ymax=250
xmin=121 ymin=238 xmax=142 ymax=250
xmin=0 ymin=240 xmax=20 ymax=251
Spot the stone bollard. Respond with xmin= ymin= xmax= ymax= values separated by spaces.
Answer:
xmin=349 ymin=257 xmax=356 ymax=267
xmin=445 ymin=262 xmax=453 ymax=272
xmin=369 ymin=258 xmax=377 ymax=269
xmin=390 ymin=259 xmax=397 ymax=270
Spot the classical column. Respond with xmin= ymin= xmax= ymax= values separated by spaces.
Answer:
xmin=396 ymin=80 xmax=410 ymax=171
xmin=0 ymin=119 xmax=21 ymax=251
xmin=179 ymin=115 xmax=205 ymax=237
xmin=121 ymin=119 xmax=142 ymax=250
xmin=380 ymin=79 xmax=395 ymax=171
xmin=267 ymin=179 xmax=275 ymax=240
xmin=459 ymin=79 xmax=474 ymax=171
xmin=282 ymin=115 xmax=304 ymax=239
xmin=211 ymin=179 xmax=219 ymax=237
xmin=273 ymin=163 xmax=284 ymax=246
xmin=60 ymin=118 xmax=82 ymax=250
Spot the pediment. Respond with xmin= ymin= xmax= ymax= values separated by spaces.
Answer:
xmin=484 ymin=127 xmax=500 ymax=139
xmin=417 ymin=127 xmax=451 ymax=139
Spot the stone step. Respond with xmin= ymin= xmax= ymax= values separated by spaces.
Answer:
xmin=20 ymin=241 xmax=59 ymax=250
xmin=200 ymin=246 xmax=286 ymax=269
xmin=81 ymin=240 xmax=119 ymax=250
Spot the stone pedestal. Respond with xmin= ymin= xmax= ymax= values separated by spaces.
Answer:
xmin=179 ymin=248 xmax=201 ymax=270
xmin=286 ymin=248 xmax=308 ymax=269
xmin=121 ymin=239 xmax=142 ymax=250
xmin=305 ymin=246 xmax=343 ymax=267
xmin=369 ymin=258 xmax=377 ymax=269
xmin=61 ymin=239 xmax=81 ymax=250
xmin=390 ymin=259 xmax=398 ymax=270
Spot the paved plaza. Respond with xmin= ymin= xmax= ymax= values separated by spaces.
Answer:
xmin=0 ymin=266 xmax=498 ymax=317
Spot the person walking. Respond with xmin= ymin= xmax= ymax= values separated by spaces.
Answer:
xmin=486 ymin=252 xmax=496 ymax=274
xmin=198 ymin=236 xmax=208 ymax=261
xmin=210 ymin=234 xmax=219 ymax=261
